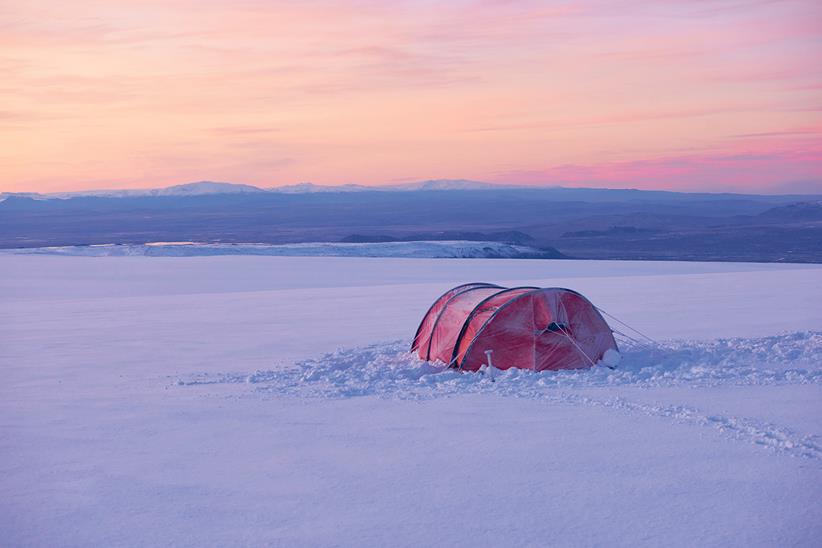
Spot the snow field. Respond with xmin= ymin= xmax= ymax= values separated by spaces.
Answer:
xmin=1 ymin=255 xmax=821 ymax=546
xmin=1 ymin=240 xmax=551 ymax=259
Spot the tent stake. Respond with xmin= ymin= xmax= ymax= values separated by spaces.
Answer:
xmin=483 ymin=350 xmax=496 ymax=382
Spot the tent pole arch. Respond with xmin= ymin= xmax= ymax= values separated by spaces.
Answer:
xmin=409 ymin=282 xmax=500 ymax=351
xmin=456 ymin=287 xmax=617 ymax=370
xmin=457 ymin=288 xmax=542 ymax=370
xmin=448 ymin=286 xmax=540 ymax=367
xmin=423 ymin=284 xmax=502 ymax=361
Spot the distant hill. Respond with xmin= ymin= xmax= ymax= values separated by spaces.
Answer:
xmin=1 ymin=181 xmax=265 ymax=201
xmin=154 ymin=181 xmax=265 ymax=196
xmin=2 ymin=241 xmax=564 ymax=260
xmin=385 ymin=179 xmax=515 ymax=191
xmin=756 ymin=201 xmax=822 ymax=222
xmin=271 ymin=179 xmax=508 ymax=193
xmin=271 ymin=182 xmax=372 ymax=193
xmin=341 ymin=230 xmax=534 ymax=245
xmin=4 ymin=179 xmax=820 ymax=202
xmin=1 ymin=183 xmax=821 ymax=262
xmin=1 ymin=179 xmax=518 ymax=200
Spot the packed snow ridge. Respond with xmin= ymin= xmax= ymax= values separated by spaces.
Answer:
xmin=4 ymin=241 xmax=555 ymax=259
xmin=177 ymin=331 xmax=822 ymax=396
xmin=176 ymin=331 xmax=822 ymax=459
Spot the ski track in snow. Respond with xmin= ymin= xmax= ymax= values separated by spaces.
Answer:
xmin=558 ymin=393 xmax=822 ymax=460
xmin=175 ymin=331 xmax=822 ymax=460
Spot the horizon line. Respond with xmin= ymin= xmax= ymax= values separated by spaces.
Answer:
xmin=3 ymin=179 xmax=821 ymax=198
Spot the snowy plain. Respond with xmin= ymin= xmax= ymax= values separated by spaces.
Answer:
xmin=4 ymin=240 xmax=551 ymax=259
xmin=1 ymin=255 xmax=821 ymax=547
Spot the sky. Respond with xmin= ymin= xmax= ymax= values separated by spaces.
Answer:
xmin=1 ymin=0 xmax=821 ymax=194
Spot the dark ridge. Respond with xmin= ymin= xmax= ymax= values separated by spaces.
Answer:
xmin=341 ymin=230 xmax=534 ymax=245
xmin=562 ymin=226 xmax=664 ymax=238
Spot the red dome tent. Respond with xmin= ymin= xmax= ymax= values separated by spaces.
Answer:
xmin=411 ymin=283 xmax=619 ymax=372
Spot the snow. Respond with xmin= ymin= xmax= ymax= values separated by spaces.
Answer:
xmin=1 ymin=255 xmax=821 ymax=546
xmin=0 ymin=181 xmax=265 ymax=200
xmin=2 ymin=241 xmax=552 ymax=259
xmin=0 ymin=179 xmax=518 ymax=200
xmin=270 ymin=182 xmax=373 ymax=193
xmin=600 ymin=347 xmax=622 ymax=367
xmin=267 ymin=179 xmax=508 ymax=192
xmin=383 ymin=178 xmax=511 ymax=191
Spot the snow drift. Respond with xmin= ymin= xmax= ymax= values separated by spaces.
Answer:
xmin=3 ymin=241 xmax=557 ymax=259
xmin=177 ymin=332 xmax=822 ymax=397
xmin=176 ymin=332 xmax=822 ymax=459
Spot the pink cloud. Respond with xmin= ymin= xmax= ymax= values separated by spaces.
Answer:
xmin=1 ymin=0 xmax=821 ymax=193
xmin=492 ymin=147 xmax=822 ymax=193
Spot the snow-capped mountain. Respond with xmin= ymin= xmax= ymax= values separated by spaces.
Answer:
xmin=385 ymin=179 xmax=515 ymax=191
xmin=1 ymin=181 xmax=265 ymax=201
xmin=151 ymin=181 xmax=265 ymax=195
xmin=1 ymin=179 xmax=518 ymax=201
xmin=268 ymin=180 xmax=514 ymax=193
xmin=270 ymin=182 xmax=373 ymax=193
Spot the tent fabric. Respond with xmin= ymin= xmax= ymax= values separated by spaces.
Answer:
xmin=410 ymin=282 xmax=500 ymax=360
xmin=412 ymin=284 xmax=618 ymax=372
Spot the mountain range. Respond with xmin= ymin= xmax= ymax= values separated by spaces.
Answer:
xmin=1 ymin=180 xmax=820 ymax=263
xmin=0 ymin=179 xmax=513 ymax=201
